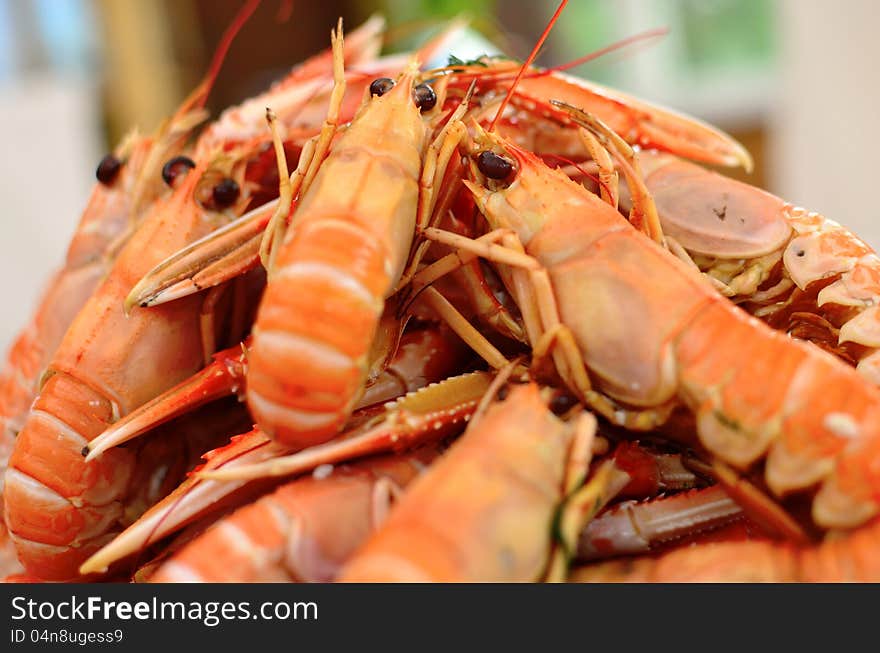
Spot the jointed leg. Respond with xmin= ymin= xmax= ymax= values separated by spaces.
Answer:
xmin=418 ymin=287 xmax=509 ymax=370
xmin=403 ymin=227 xmax=525 ymax=342
xmin=398 ymin=86 xmax=474 ymax=288
xmin=199 ymin=283 xmax=229 ymax=364
xmin=421 ymin=228 xmax=675 ymax=430
xmin=578 ymin=127 xmax=618 ymax=209
xmin=261 ymin=21 xmax=347 ymax=273
xmin=260 ymin=109 xmax=297 ymax=273
xmin=408 ymin=228 xmax=516 ymax=291
xmin=300 ymin=20 xmax=347 ymax=196
xmin=418 ymin=112 xmax=469 ymax=231
xmin=422 ymin=227 xmax=593 ymax=399
xmin=553 ymin=101 xmax=665 ymax=247
xmin=545 ymin=454 xmax=630 ymax=582
xmin=495 ymin=232 xmax=595 ymax=401
xmin=423 ymin=227 xmax=539 ymax=271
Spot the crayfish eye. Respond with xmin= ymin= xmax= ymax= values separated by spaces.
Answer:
xmin=95 ymin=154 xmax=122 ymax=185
xmin=161 ymin=155 xmax=196 ymax=188
xmin=549 ymin=391 xmax=578 ymax=416
xmin=212 ymin=178 xmax=240 ymax=209
xmin=476 ymin=150 xmax=514 ymax=180
xmin=413 ymin=83 xmax=437 ymax=112
xmin=369 ymin=77 xmax=395 ymax=97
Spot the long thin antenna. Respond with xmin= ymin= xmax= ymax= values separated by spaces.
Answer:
xmin=487 ymin=0 xmax=568 ymax=132
xmin=177 ymin=0 xmax=262 ymax=118
xmin=197 ymin=0 xmax=262 ymax=108
xmin=442 ymin=26 xmax=666 ymax=89
xmin=546 ymin=27 xmax=668 ymax=74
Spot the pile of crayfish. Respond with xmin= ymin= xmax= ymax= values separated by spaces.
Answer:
xmin=4 ymin=2 xmax=880 ymax=583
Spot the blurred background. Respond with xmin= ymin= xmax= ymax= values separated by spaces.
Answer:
xmin=0 ymin=0 xmax=877 ymax=354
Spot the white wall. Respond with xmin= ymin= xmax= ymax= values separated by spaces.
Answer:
xmin=771 ymin=0 xmax=880 ymax=248
xmin=0 ymin=76 xmax=101 ymax=355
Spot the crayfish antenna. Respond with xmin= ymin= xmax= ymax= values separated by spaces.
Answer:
xmin=548 ymin=27 xmax=669 ymax=74
xmin=260 ymin=18 xmax=347 ymax=273
xmin=179 ymin=0 xmax=260 ymax=116
xmin=488 ymin=0 xmax=569 ymax=132
xmin=126 ymin=0 xmax=259 ymax=217
xmin=552 ymin=100 xmax=666 ymax=247
xmin=259 ymin=108 xmax=294 ymax=273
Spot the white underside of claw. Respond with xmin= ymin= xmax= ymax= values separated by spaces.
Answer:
xmin=856 ymin=350 xmax=880 ymax=385
xmin=764 ymin=438 xmax=835 ymax=497
xmin=813 ymin=473 xmax=879 ymax=530
xmin=783 ymin=232 xmax=860 ymax=290
xmin=817 ymin=255 xmax=880 ymax=308
xmin=839 ymin=306 xmax=880 ymax=346
xmin=783 ymin=208 xmax=874 ymax=291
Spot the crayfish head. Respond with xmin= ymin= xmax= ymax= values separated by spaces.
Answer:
xmin=187 ymin=145 xmax=254 ymax=217
xmin=465 ymin=125 xmax=590 ymax=244
xmin=365 ymin=60 xmax=432 ymax=114
xmin=466 ymin=123 xmax=522 ymax=191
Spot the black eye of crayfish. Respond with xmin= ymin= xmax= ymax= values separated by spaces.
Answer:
xmin=95 ymin=154 xmax=122 ymax=185
xmin=212 ymin=178 xmax=240 ymax=209
xmin=412 ymin=83 xmax=436 ymax=112
xmin=161 ymin=155 xmax=196 ymax=187
xmin=369 ymin=77 xmax=395 ymax=97
xmin=548 ymin=390 xmax=578 ymax=416
xmin=476 ymin=150 xmax=514 ymax=180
